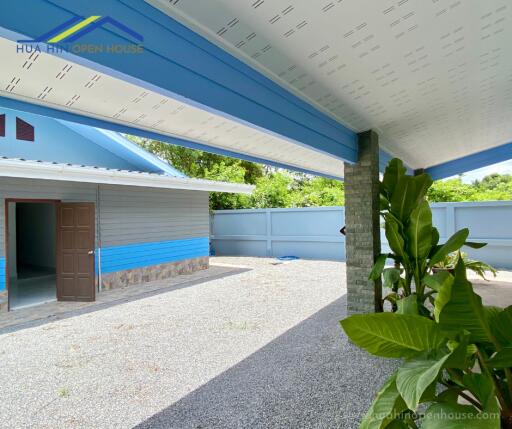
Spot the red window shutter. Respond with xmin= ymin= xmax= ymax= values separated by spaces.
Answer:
xmin=0 ymin=114 xmax=5 ymax=137
xmin=16 ymin=117 xmax=35 ymax=142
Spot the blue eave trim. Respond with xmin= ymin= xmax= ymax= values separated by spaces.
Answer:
xmin=426 ymin=142 xmax=512 ymax=180
xmin=0 ymin=96 xmax=344 ymax=180
xmin=0 ymin=0 xmax=358 ymax=164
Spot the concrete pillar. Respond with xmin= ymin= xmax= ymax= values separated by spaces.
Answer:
xmin=344 ymin=130 xmax=382 ymax=314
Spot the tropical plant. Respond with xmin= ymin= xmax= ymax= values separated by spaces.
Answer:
xmin=370 ymin=158 xmax=485 ymax=314
xmin=433 ymin=251 xmax=498 ymax=281
xmin=342 ymin=257 xmax=512 ymax=428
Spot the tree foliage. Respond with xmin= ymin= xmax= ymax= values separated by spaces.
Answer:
xmin=131 ymin=137 xmax=512 ymax=209
xmin=131 ymin=137 xmax=344 ymax=210
xmin=428 ymin=174 xmax=512 ymax=202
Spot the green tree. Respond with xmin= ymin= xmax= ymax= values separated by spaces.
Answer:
xmin=428 ymin=178 xmax=477 ymax=202
xmin=428 ymin=175 xmax=512 ymax=202
xmin=291 ymin=177 xmax=345 ymax=207
xmin=249 ymin=172 xmax=293 ymax=208
xmin=130 ymin=135 xmax=512 ymax=208
xmin=130 ymin=137 xmax=261 ymax=209
xmin=475 ymin=173 xmax=512 ymax=190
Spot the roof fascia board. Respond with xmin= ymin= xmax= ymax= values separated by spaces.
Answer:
xmin=0 ymin=158 xmax=254 ymax=194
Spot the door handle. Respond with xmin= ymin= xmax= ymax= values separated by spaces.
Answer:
xmin=88 ymin=250 xmax=95 ymax=255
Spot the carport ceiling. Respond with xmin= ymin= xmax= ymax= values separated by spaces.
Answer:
xmin=150 ymin=0 xmax=512 ymax=169
xmin=0 ymin=0 xmax=511 ymax=178
xmin=0 ymin=35 xmax=345 ymax=179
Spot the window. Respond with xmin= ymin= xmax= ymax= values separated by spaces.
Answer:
xmin=16 ymin=117 xmax=34 ymax=142
xmin=0 ymin=114 xmax=5 ymax=137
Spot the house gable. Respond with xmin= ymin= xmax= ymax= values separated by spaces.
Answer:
xmin=0 ymin=108 xmax=183 ymax=175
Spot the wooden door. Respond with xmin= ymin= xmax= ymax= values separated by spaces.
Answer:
xmin=56 ymin=203 xmax=95 ymax=301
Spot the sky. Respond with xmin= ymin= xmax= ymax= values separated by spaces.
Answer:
xmin=450 ymin=159 xmax=512 ymax=183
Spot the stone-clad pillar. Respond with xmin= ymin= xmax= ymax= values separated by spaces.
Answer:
xmin=344 ymin=130 xmax=382 ymax=314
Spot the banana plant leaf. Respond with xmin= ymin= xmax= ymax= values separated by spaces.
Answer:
xmin=437 ymin=258 xmax=496 ymax=344
xmin=422 ymin=402 xmax=499 ymax=429
xmin=340 ymin=313 xmax=446 ymax=358
xmin=487 ymin=348 xmax=512 ymax=368
xmin=359 ymin=374 xmax=408 ymax=429
xmin=382 ymin=158 xmax=406 ymax=198
xmin=390 ymin=173 xmax=433 ymax=223
xmin=369 ymin=254 xmax=388 ymax=281
xmin=396 ymin=351 xmax=452 ymax=410
xmin=385 ymin=217 xmax=408 ymax=263
xmin=406 ymin=199 xmax=433 ymax=260
xmin=488 ymin=305 xmax=512 ymax=347
xmin=429 ymin=229 xmax=469 ymax=267
xmin=396 ymin=294 xmax=418 ymax=315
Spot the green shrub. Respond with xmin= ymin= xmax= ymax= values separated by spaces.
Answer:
xmin=371 ymin=159 xmax=488 ymax=315
xmin=342 ymin=258 xmax=512 ymax=428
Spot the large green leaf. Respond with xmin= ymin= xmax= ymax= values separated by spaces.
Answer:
xmin=406 ymin=200 xmax=433 ymax=260
xmin=489 ymin=305 xmax=512 ymax=347
xmin=463 ymin=373 xmax=500 ymax=417
xmin=396 ymin=294 xmax=419 ymax=315
xmin=487 ymin=348 xmax=512 ymax=368
xmin=422 ymin=402 xmax=499 ymax=429
xmin=431 ymin=272 xmax=455 ymax=322
xmin=429 ymin=229 xmax=469 ymax=267
xmin=369 ymin=254 xmax=388 ymax=281
xmin=359 ymin=374 xmax=408 ymax=429
xmin=380 ymin=184 xmax=391 ymax=210
xmin=340 ymin=313 xmax=446 ymax=358
xmin=431 ymin=227 xmax=440 ymax=247
xmin=384 ymin=420 xmax=408 ymax=429
xmin=383 ymin=268 xmax=401 ymax=289
xmin=438 ymin=259 xmax=495 ymax=343
xmin=382 ymin=158 xmax=406 ymax=199
xmin=390 ymin=173 xmax=433 ymax=223
xmin=412 ymin=173 xmax=433 ymax=204
xmin=424 ymin=271 xmax=453 ymax=292
xmin=445 ymin=333 xmax=472 ymax=369
xmin=396 ymin=352 xmax=451 ymax=410
xmin=464 ymin=241 xmax=487 ymax=249
xmin=385 ymin=216 xmax=407 ymax=262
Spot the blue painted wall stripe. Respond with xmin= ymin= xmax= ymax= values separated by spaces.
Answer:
xmin=0 ymin=257 xmax=6 ymax=291
xmin=97 ymin=237 xmax=209 ymax=274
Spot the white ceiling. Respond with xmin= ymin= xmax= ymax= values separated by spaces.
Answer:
xmin=0 ymin=36 xmax=345 ymax=178
xmin=148 ymin=0 xmax=512 ymax=169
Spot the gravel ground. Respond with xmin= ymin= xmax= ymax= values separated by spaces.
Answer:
xmin=0 ymin=257 xmax=396 ymax=429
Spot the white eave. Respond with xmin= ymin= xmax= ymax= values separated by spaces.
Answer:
xmin=0 ymin=158 xmax=254 ymax=194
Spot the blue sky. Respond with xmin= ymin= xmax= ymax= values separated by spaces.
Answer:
xmin=451 ymin=159 xmax=512 ymax=183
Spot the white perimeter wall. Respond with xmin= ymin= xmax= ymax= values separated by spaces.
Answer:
xmin=211 ymin=202 xmax=512 ymax=269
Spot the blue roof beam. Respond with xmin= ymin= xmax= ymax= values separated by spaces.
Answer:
xmin=426 ymin=142 xmax=512 ymax=180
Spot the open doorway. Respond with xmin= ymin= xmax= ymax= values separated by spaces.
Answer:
xmin=7 ymin=201 xmax=57 ymax=310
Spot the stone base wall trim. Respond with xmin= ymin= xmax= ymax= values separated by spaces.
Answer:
xmin=0 ymin=291 xmax=7 ymax=313
xmin=100 ymin=256 xmax=209 ymax=291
